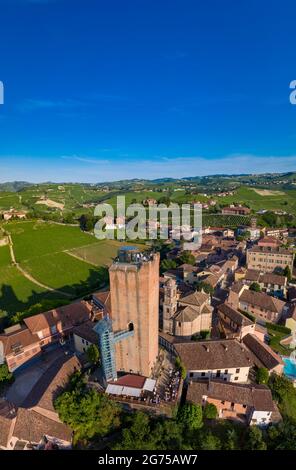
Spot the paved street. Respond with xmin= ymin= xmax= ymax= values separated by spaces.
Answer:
xmin=5 ymin=344 xmax=72 ymax=406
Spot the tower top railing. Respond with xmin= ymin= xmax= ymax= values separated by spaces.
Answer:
xmin=114 ymin=246 xmax=155 ymax=265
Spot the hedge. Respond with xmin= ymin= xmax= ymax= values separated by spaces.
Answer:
xmin=238 ymin=309 xmax=256 ymax=322
xmin=266 ymin=323 xmax=291 ymax=335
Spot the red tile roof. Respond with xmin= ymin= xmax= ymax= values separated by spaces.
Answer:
xmin=24 ymin=301 xmax=91 ymax=334
xmin=109 ymin=374 xmax=146 ymax=389
xmin=22 ymin=355 xmax=82 ymax=412
xmin=0 ymin=326 xmax=39 ymax=356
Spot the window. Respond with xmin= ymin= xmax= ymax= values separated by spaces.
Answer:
xmin=234 ymin=377 xmax=239 ymax=381
xmin=82 ymin=339 xmax=85 ymax=344
xmin=201 ymin=372 xmax=206 ymax=377
xmin=216 ymin=370 xmax=221 ymax=377
xmin=128 ymin=322 xmax=134 ymax=332
xmin=189 ymin=372 xmax=193 ymax=378
xmin=224 ymin=369 xmax=228 ymax=374
xmin=236 ymin=368 xmax=240 ymax=373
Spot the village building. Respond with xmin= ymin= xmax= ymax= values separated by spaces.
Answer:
xmin=264 ymin=228 xmax=289 ymax=239
xmin=247 ymin=245 xmax=294 ymax=274
xmin=242 ymin=334 xmax=284 ymax=375
xmin=162 ymin=279 xmax=213 ymax=338
xmin=1 ymin=209 xmax=27 ymax=221
xmin=0 ymin=354 xmax=80 ymax=450
xmin=186 ymin=379 xmax=278 ymax=427
xmin=0 ymin=401 xmax=72 ymax=450
xmin=228 ymin=283 xmax=289 ymax=324
xmin=243 ymin=269 xmax=287 ymax=297
xmin=174 ymin=339 xmax=252 ymax=383
xmin=285 ymin=305 xmax=296 ymax=338
xmin=0 ymin=301 xmax=92 ymax=372
xmin=105 ymin=374 xmax=156 ymax=399
xmin=238 ymin=289 xmax=289 ymax=323
xmin=222 ymin=205 xmax=250 ymax=216
xmin=217 ymin=303 xmax=257 ymax=340
xmin=142 ymin=198 xmax=157 ymax=207
xmin=258 ymin=236 xmax=281 ymax=248
xmin=73 ymin=321 xmax=98 ymax=354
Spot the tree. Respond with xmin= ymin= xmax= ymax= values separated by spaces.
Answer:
xmin=256 ymin=367 xmax=269 ymax=385
xmin=283 ymin=265 xmax=292 ymax=282
xmin=86 ymin=344 xmax=100 ymax=365
xmin=195 ymin=281 xmax=214 ymax=295
xmin=267 ymin=418 xmax=296 ymax=450
xmin=0 ymin=364 xmax=14 ymax=389
xmin=203 ymin=403 xmax=218 ymax=420
xmin=160 ymin=258 xmax=177 ymax=274
xmin=198 ymin=430 xmax=221 ymax=450
xmin=249 ymin=282 xmax=261 ymax=292
xmin=175 ymin=357 xmax=187 ymax=380
xmin=268 ymin=372 xmax=296 ymax=421
xmin=244 ymin=426 xmax=267 ymax=450
xmin=63 ymin=212 xmax=76 ymax=224
xmin=113 ymin=413 xmax=186 ymax=450
xmin=178 ymin=252 xmax=196 ymax=266
xmin=224 ymin=428 xmax=239 ymax=450
xmin=158 ymin=196 xmax=171 ymax=205
xmin=177 ymin=403 xmax=203 ymax=431
xmin=79 ymin=214 xmax=96 ymax=232
xmin=113 ymin=412 xmax=157 ymax=450
xmin=55 ymin=378 xmax=121 ymax=443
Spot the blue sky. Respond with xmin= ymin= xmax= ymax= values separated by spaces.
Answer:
xmin=0 ymin=0 xmax=296 ymax=182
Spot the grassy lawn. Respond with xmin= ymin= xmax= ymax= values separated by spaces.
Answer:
xmin=266 ymin=326 xmax=291 ymax=355
xmin=0 ymin=264 xmax=61 ymax=315
xmin=221 ymin=186 xmax=296 ymax=215
xmin=69 ymin=240 xmax=144 ymax=266
xmin=5 ymin=220 xmax=99 ymax=261
xmin=0 ymin=221 xmax=114 ymax=313
xmin=0 ymin=245 xmax=11 ymax=267
xmin=0 ymin=193 xmax=22 ymax=210
xmin=21 ymin=252 xmax=106 ymax=296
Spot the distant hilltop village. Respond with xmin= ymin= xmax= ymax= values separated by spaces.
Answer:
xmin=1 ymin=215 xmax=296 ymax=449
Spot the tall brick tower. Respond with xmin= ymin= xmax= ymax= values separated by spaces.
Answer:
xmin=162 ymin=278 xmax=178 ymax=334
xmin=109 ymin=247 xmax=159 ymax=377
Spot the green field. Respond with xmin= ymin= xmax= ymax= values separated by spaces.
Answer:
xmin=21 ymin=252 xmax=104 ymax=296
xmin=1 ymin=182 xmax=296 ymax=218
xmin=0 ymin=245 xmax=11 ymax=266
xmin=5 ymin=220 xmax=99 ymax=262
xmin=0 ymin=265 xmax=56 ymax=314
xmin=221 ymin=186 xmax=296 ymax=215
xmin=0 ymin=220 xmax=145 ymax=315
xmin=202 ymin=214 xmax=251 ymax=227
xmin=0 ymin=244 xmax=64 ymax=315
xmin=69 ymin=240 xmax=144 ymax=266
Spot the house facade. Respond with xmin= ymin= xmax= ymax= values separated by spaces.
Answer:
xmin=186 ymin=380 xmax=277 ymax=427
xmin=247 ymin=246 xmax=294 ymax=274
xmin=0 ymin=301 xmax=92 ymax=372
xmin=162 ymin=279 xmax=213 ymax=338
xmin=174 ymin=339 xmax=252 ymax=383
